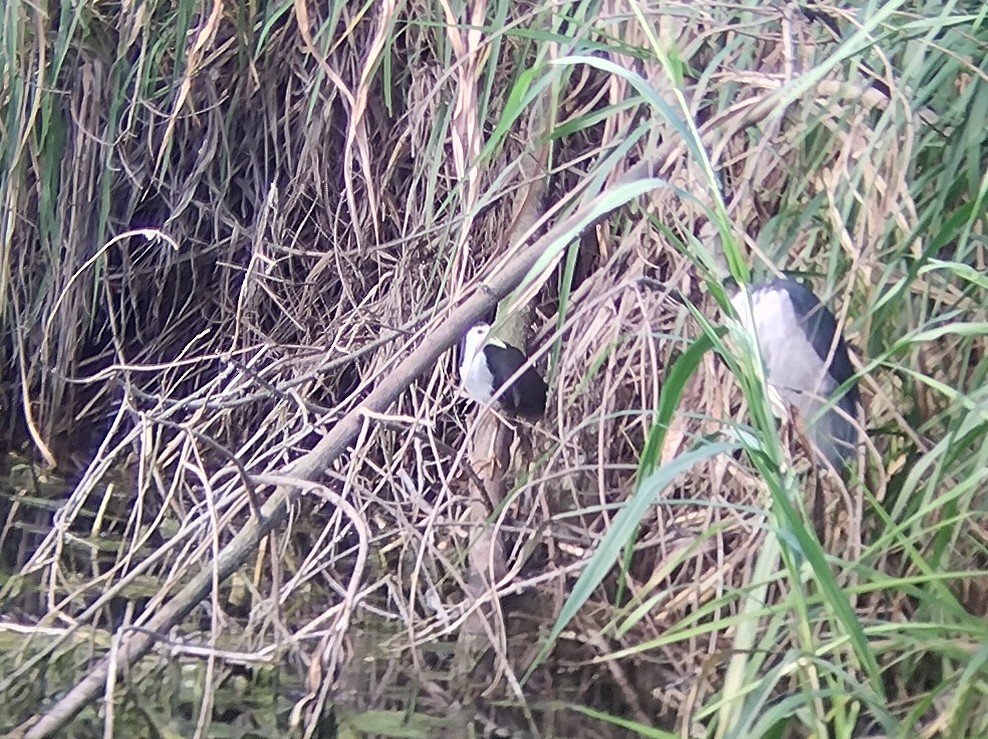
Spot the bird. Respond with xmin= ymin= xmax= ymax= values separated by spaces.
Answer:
xmin=727 ymin=278 xmax=861 ymax=470
xmin=458 ymin=323 xmax=548 ymax=419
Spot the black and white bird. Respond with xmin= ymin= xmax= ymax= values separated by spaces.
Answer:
xmin=459 ymin=323 xmax=548 ymax=419
xmin=727 ymin=278 xmax=861 ymax=469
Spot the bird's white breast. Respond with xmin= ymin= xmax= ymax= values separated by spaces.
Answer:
xmin=459 ymin=328 xmax=496 ymax=403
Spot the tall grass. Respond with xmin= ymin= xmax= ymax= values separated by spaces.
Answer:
xmin=0 ymin=0 xmax=986 ymax=736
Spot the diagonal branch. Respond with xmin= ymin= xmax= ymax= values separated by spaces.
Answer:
xmin=18 ymin=178 xmax=660 ymax=739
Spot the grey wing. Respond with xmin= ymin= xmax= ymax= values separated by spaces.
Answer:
xmin=755 ymin=299 xmax=858 ymax=468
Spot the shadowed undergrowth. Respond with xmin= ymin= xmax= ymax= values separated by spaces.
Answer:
xmin=1 ymin=1 xmax=987 ymax=737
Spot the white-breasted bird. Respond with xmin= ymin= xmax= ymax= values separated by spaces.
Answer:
xmin=727 ymin=278 xmax=861 ymax=469
xmin=459 ymin=323 xmax=548 ymax=419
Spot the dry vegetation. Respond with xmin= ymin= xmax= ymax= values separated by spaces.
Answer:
xmin=1 ymin=1 xmax=987 ymax=737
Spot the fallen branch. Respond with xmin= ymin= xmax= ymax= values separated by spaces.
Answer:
xmin=18 ymin=179 xmax=660 ymax=738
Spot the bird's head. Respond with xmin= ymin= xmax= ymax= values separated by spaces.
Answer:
xmin=460 ymin=323 xmax=492 ymax=366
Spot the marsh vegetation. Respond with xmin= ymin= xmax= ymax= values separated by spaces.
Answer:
xmin=1 ymin=1 xmax=987 ymax=737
